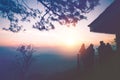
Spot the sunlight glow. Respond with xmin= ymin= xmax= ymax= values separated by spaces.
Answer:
xmin=64 ymin=37 xmax=77 ymax=47
xmin=0 ymin=0 xmax=115 ymax=57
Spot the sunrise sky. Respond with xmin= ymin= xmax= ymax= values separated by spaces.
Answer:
xmin=0 ymin=0 xmax=115 ymax=52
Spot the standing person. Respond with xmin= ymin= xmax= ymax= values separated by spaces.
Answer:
xmin=79 ymin=43 xmax=86 ymax=55
xmin=98 ymin=41 xmax=106 ymax=62
xmin=79 ymin=43 xmax=86 ymax=71
xmin=106 ymin=43 xmax=113 ymax=53
xmin=106 ymin=43 xmax=113 ymax=58
xmin=86 ymin=44 xmax=95 ymax=68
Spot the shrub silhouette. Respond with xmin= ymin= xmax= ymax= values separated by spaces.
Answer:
xmin=16 ymin=44 xmax=35 ymax=80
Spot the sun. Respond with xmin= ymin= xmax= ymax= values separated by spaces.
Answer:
xmin=65 ymin=38 xmax=76 ymax=46
xmin=62 ymin=35 xmax=79 ymax=49
xmin=61 ymin=36 xmax=80 ymax=55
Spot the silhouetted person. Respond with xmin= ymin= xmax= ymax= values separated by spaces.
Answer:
xmin=79 ymin=43 xmax=86 ymax=71
xmin=98 ymin=41 xmax=106 ymax=62
xmin=79 ymin=44 xmax=86 ymax=55
xmin=106 ymin=43 xmax=113 ymax=52
xmin=105 ymin=43 xmax=113 ymax=58
xmin=86 ymin=44 xmax=95 ymax=68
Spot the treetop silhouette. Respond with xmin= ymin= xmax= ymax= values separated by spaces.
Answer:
xmin=0 ymin=0 xmax=99 ymax=32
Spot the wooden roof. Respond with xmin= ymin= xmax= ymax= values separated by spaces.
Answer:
xmin=88 ymin=0 xmax=120 ymax=34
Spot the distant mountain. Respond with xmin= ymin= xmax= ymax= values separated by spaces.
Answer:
xmin=0 ymin=46 xmax=76 ymax=80
xmin=30 ymin=53 xmax=76 ymax=74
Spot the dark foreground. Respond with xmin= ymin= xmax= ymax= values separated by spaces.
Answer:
xmin=51 ymin=52 xmax=120 ymax=80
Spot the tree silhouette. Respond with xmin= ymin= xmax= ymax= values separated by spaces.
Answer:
xmin=0 ymin=0 xmax=99 ymax=32
xmin=16 ymin=44 xmax=35 ymax=80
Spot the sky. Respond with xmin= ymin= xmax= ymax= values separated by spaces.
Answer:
xmin=0 ymin=0 xmax=115 ymax=53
